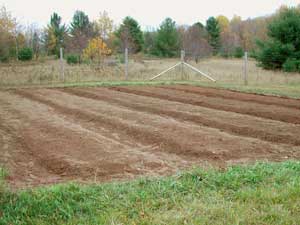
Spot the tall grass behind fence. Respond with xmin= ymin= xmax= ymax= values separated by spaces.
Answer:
xmin=0 ymin=57 xmax=300 ymax=88
xmin=192 ymin=58 xmax=300 ymax=85
xmin=0 ymin=60 xmax=125 ymax=87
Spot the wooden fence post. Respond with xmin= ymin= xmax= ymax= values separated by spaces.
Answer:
xmin=125 ymin=48 xmax=128 ymax=80
xmin=60 ymin=48 xmax=65 ymax=81
xmin=181 ymin=50 xmax=185 ymax=80
xmin=244 ymin=51 xmax=248 ymax=85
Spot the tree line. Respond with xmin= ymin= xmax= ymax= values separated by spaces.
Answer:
xmin=0 ymin=4 xmax=300 ymax=72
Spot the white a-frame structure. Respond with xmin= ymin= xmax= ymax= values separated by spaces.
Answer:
xmin=149 ymin=50 xmax=216 ymax=82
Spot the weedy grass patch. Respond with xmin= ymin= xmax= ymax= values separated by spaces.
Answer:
xmin=1 ymin=161 xmax=300 ymax=224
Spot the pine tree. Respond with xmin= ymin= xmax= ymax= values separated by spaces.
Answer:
xmin=44 ymin=12 xmax=67 ymax=55
xmin=255 ymin=7 xmax=300 ymax=71
xmin=70 ymin=11 xmax=91 ymax=35
xmin=206 ymin=17 xmax=221 ymax=55
xmin=153 ymin=18 xmax=180 ymax=57
xmin=115 ymin=17 xmax=144 ymax=53
xmin=66 ymin=10 xmax=93 ymax=57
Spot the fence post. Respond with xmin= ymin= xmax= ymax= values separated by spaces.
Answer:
xmin=244 ymin=51 xmax=248 ymax=85
xmin=181 ymin=50 xmax=185 ymax=80
xmin=125 ymin=48 xmax=128 ymax=80
xmin=60 ymin=48 xmax=65 ymax=82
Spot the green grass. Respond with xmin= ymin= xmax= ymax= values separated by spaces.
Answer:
xmin=1 ymin=80 xmax=191 ymax=90
xmin=196 ymin=81 xmax=300 ymax=99
xmin=0 ymin=167 xmax=7 ymax=194
xmin=1 ymin=161 xmax=300 ymax=224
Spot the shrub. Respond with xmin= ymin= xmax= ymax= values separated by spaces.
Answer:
xmin=66 ymin=54 xmax=80 ymax=65
xmin=0 ymin=45 xmax=10 ymax=62
xmin=0 ymin=54 xmax=9 ymax=62
xmin=117 ymin=54 xmax=125 ymax=64
xmin=219 ymin=49 xmax=231 ymax=58
xmin=283 ymin=58 xmax=300 ymax=72
xmin=233 ymin=47 xmax=244 ymax=58
xmin=18 ymin=47 xmax=33 ymax=61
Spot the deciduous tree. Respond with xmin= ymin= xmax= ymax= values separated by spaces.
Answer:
xmin=95 ymin=11 xmax=113 ymax=40
xmin=217 ymin=15 xmax=230 ymax=32
xmin=183 ymin=23 xmax=212 ymax=61
xmin=217 ymin=15 xmax=235 ymax=57
xmin=25 ymin=24 xmax=41 ymax=59
xmin=0 ymin=6 xmax=17 ymax=61
xmin=143 ymin=30 xmax=156 ymax=54
xmin=83 ymin=37 xmax=111 ymax=64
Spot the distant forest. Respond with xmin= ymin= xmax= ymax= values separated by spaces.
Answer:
xmin=1 ymin=4 xmax=300 ymax=71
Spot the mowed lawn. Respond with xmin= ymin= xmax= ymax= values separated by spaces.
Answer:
xmin=1 ymin=161 xmax=300 ymax=224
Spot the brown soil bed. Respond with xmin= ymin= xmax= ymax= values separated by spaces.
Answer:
xmin=1 ymin=85 xmax=300 ymax=188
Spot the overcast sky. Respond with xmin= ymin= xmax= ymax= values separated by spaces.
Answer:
xmin=1 ymin=0 xmax=299 ymax=29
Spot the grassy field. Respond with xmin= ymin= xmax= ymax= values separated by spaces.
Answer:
xmin=1 ymin=161 xmax=300 ymax=224
xmin=1 ymin=57 xmax=300 ymax=98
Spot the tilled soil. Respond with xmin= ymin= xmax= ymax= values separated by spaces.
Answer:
xmin=1 ymin=85 xmax=300 ymax=188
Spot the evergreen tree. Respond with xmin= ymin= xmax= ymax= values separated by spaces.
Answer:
xmin=194 ymin=22 xmax=205 ymax=30
xmin=153 ymin=18 xmax=180 ymax=57
xmin=206 ymin=17 xmax=221 ymax=55
xmin=70 ymin=10 xmax=92 ymax=35
xmin=254 ymin=7 xmax=300 ymax=71
xmin=115 ymin=16 xmax=144 ymax=53
xmin=66 ymin=11 xmax=94 ymax=59
xmin=44 ymin=12 xmax=67 ymax=55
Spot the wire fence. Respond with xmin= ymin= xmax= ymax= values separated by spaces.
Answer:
xmin=0 ymin=50 xmax=300 ymax=88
